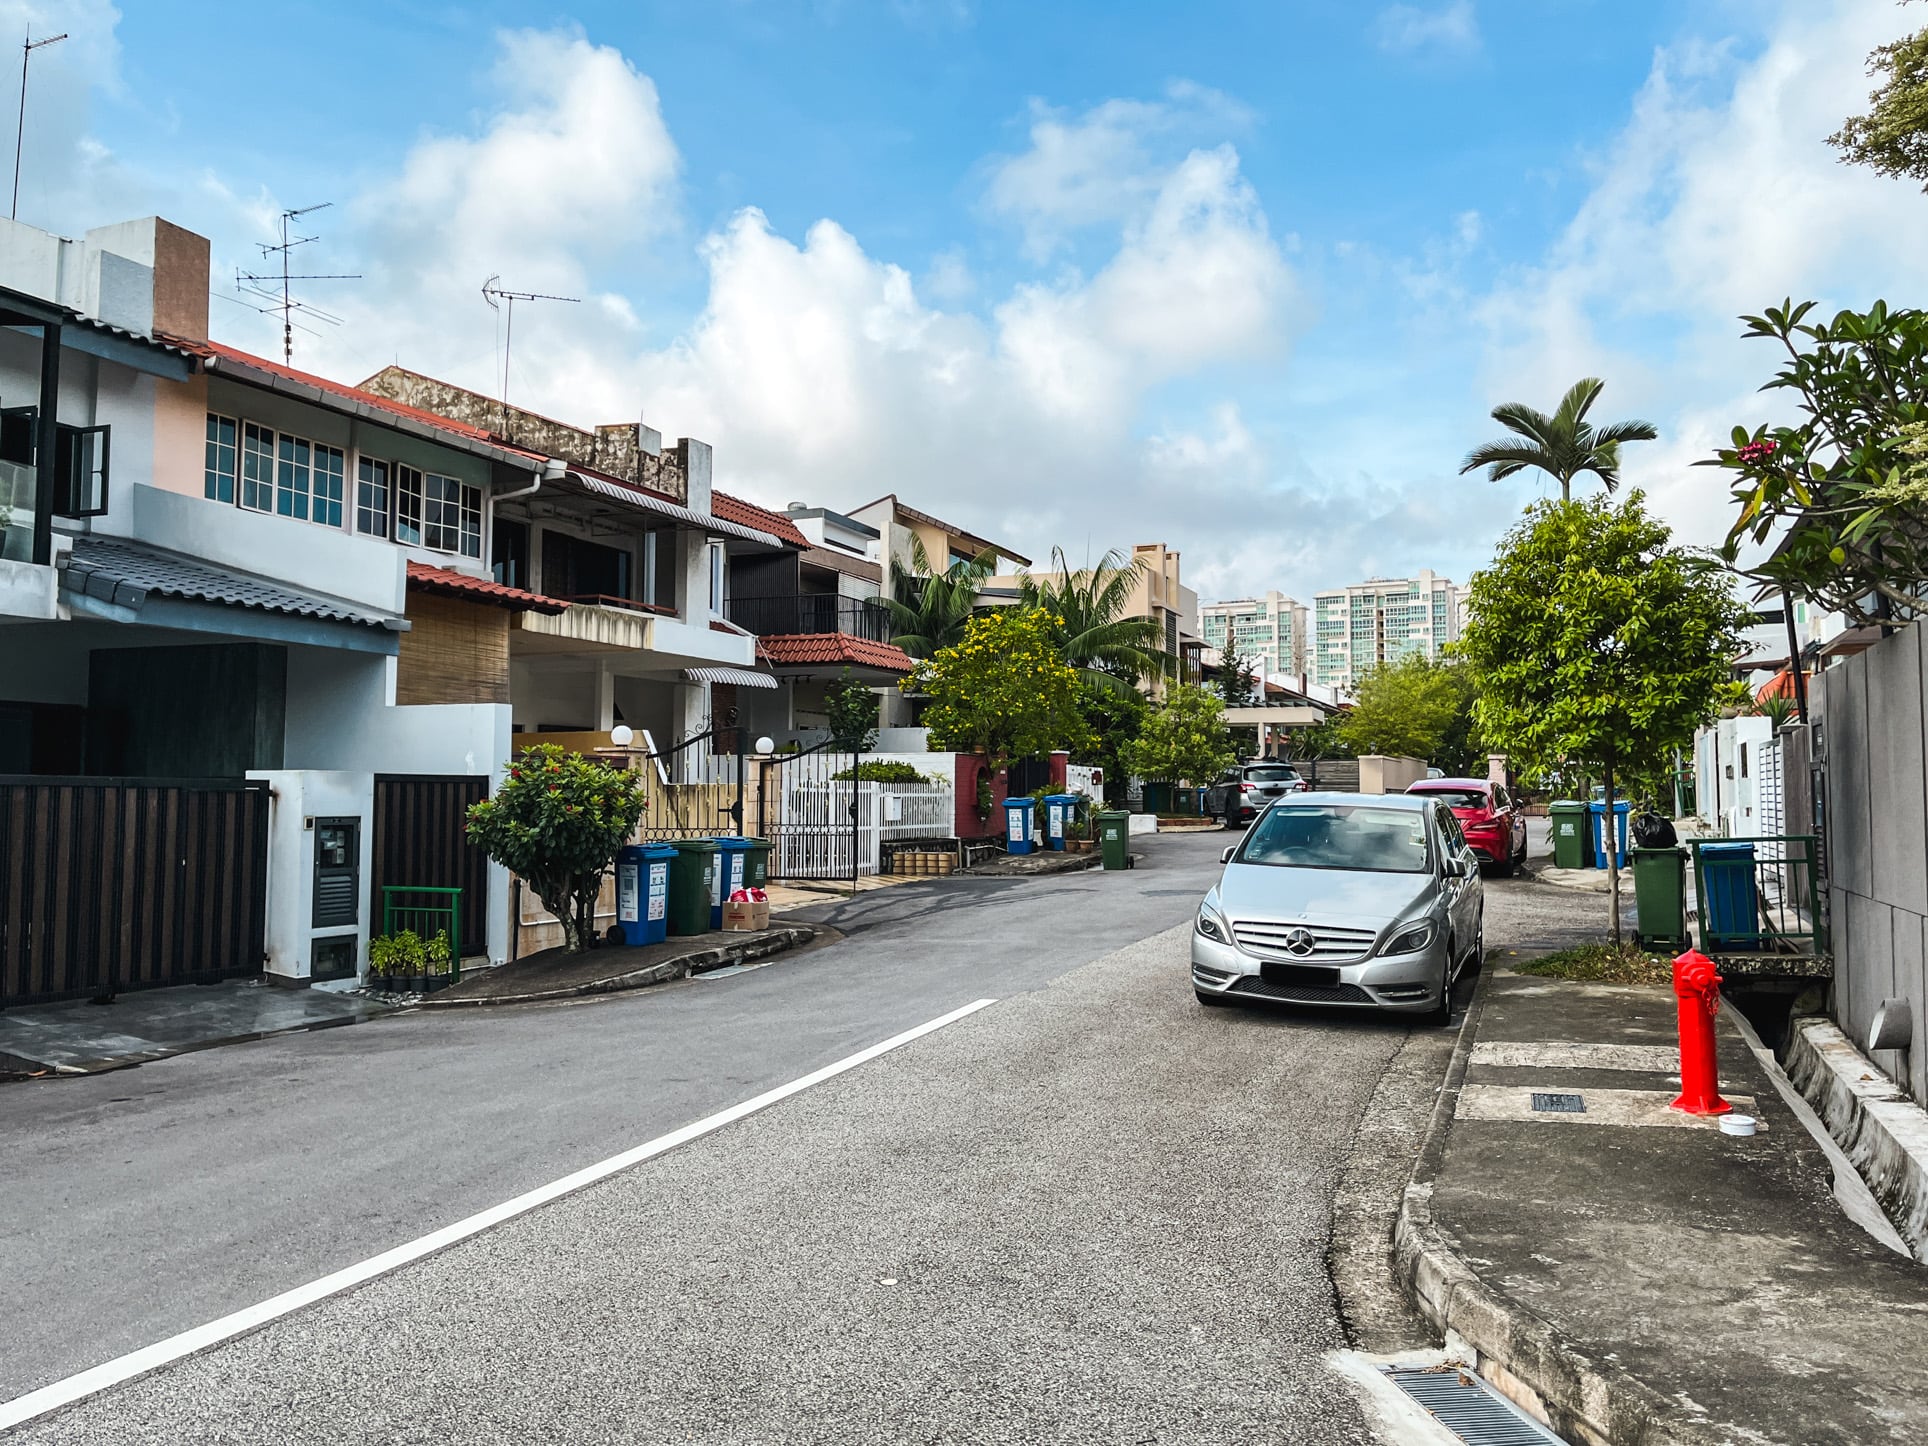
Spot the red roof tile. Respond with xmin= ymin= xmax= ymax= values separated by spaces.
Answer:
xmin=711 ymin=491 xmax=809 ymax=548
xmin=406 ymin=561 xmax=569 ymax=614
xmin=181 ymin=339 xmax=548 ymax=462
xmin=756 ymin=634 xmax=916 ymax=673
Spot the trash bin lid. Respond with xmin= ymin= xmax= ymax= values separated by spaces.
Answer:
xmin=640 ymin=842 xmax=679 ymax=859
xmin=1004 ymin=797 xmax=1034 ymax=809
xmin=1698 ymin=840 xmax=1757 ymax=859
xmin=671 ymin=838 xmax=721 ymax=853
xmin=714 ymin=836 xmax=753 ymax=850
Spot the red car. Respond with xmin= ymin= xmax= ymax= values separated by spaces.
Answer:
xmin=1406 ymin=777 xmax=1528 ymax=875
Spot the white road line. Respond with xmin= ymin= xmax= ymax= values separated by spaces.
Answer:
xmin=0 ymin=997 xmax=1000 ymax=1433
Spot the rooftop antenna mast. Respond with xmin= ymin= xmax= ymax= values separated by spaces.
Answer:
xmin=236 ymin=203 xmax=359 ymax=365
xmin=11 ymin=30 xmax=66 ymax=220
xmin=481 ymin=276 xmax=580 ymax=439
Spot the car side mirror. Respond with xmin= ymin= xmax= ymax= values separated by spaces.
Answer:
xmin=1221 ymin=846 xmax=1237 ymax=864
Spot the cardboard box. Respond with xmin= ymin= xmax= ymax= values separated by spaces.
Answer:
xmin=723 ymin=899 xmax=771 ymax=931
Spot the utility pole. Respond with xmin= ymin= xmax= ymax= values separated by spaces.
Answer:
xmin=11 ymin=31 xmax=66 ymax=220
xmin=236 ymin=204 xmax=359 ymax=365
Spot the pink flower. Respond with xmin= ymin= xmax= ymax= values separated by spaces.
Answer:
xmin=1737 ymin=439 xmax=1779 ymax=464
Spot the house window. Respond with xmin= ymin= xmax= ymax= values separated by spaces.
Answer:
xmin=493 ymin=518 xmax=529 ymax=589
xmin=357 ymin=457 xmax=389 ymax=538
xmin=419 ymin=471 xmax=480 ymax=555
xmin=205 ymin=414 xmax=236 ymax=502
xmin=241 ymin=422 xmax=275 ymax=512
xmin=54 ymin=424 xmax=110 ymax=518
xmin=395 ymin=464 xmax=423 ymax=545
xmin=276 ymin=435 xmax=312 ymax=520
xmin=311 ymin=443 xmax=345 ymax=528
xmin=541 ymin=529 xmax=632 ymax=602
xmin=708 ymin=540 xmax=725 ymax=614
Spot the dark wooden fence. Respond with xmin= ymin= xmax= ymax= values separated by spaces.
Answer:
xmin=0 ymin=776 xmax=269 ymax=1007
xmin=372 ymin=776 xmax=490 ymax=956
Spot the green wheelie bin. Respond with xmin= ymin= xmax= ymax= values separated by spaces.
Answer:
xmin=1098 ymin=811 xmax=1132 ymax=871
xmin=667 ymin=839 xmax=720 ymax=936
xmin=1549 ymin=801 xmax=1589 ymax=870
xmin=1630 ymin=847 xmax=1688 ymax=950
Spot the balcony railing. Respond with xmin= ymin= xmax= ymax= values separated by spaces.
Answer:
xmin=726 ymin=593 xmax=892 ymax=642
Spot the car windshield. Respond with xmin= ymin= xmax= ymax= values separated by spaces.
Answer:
xmin=1236 ymin=804 xmax=1432 ymax=873
xmin=1245 ymin=766 xmax=1299 ymax=782
xmin=1413 ymin=787 xmax=1488 ymax=809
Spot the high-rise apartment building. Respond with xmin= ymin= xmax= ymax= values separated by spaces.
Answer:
xmin=1201 ymin=591 xmax=1308 ymax=679
xmin=1312 ymin=571 xmax=1464 ymax=693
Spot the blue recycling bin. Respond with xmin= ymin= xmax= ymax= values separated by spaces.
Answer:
xmin=615 ymin=843 xmax=676 ymax=947
xmin=1587 ymin=799 xmax=1632 ymax=868
xmin=1699 ymin=841 xmax=1760 ymax=949
xmin=1043 ymin=794 xmax=1078 ymax=851
xmin=1003 ymin=797 xmax=1036 ymax=854
xmin=712 ymin=836 xmax=754 ymax=929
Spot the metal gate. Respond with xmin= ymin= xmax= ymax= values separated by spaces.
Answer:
xmin=0 ymin=776 xmax=269 ymax=1007
xmin=373 ymin=775 xmax=490 ymax=954
xmin=758 ymin=740 xmax=860 ymax=882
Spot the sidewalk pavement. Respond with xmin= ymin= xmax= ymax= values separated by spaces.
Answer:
xmin=424 ymin=924 xmax=820 ymax=1006
xmin=0 ymin=981 xmax=396 ymax=1076
xmin=1398 ymin=967 xmax=1928 ymax=1445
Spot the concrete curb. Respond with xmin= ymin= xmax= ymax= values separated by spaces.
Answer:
xmin=421 ymin=926 xmax=821 ymax=1009
xmin=1390 ymin=968 xmax=1730 ymax=1446
xmin=1785 ymin=1016 xmax=1928 ymax=1259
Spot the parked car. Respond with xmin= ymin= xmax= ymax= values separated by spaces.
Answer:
xmin=1191 ymin=793 xmax=1484 ymax=1023
xmin=1203 ymin=761 xmax=1309 ymax=826
xmin=1405 ymin=777 xmax=1527 ymax=875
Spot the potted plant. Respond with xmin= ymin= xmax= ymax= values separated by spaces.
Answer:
xmin=421 ymin=930 xmax=457 ymax=994
xmin=366 ymin=929 xmax=426 ymax=992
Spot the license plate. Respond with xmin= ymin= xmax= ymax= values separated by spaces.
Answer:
xmin=1260 ymin=961 xmax=1339 ymax=988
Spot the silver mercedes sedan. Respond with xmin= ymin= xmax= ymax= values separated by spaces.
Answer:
xmin=1190 ymin=792 xmax=1484 ymax=1022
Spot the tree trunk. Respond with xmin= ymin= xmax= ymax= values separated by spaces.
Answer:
xmin=1604 ymin=750 xmax=1622 ymax=948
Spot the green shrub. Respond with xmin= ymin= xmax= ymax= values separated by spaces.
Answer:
xmin=831 ymin=761 xmax=937 ymax=783
xmin=368 ymin=930 xmax=426 ymax=977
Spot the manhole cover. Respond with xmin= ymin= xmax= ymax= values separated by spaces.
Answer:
xmin=1385 ymin=1366 xmax=1568 ymax=1444
xmin=1531 ymin=1092 xmax=1586 ymax=1113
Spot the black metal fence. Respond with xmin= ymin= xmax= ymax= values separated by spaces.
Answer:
xmin=0 ymin=776 xmax=269 ymax=1007
xmin=726 ymin=593 xmax=892 ymax=641
xmin=758 ymin=740 xmax=861 ymax=882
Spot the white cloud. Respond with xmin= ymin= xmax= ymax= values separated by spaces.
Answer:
xmin=982 ymin=82 xmax=1254 ymax=259
xmin=1372 ymin=1 xmax=1479 ymax=57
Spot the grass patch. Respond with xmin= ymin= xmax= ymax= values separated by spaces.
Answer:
xmin=1512 ymin=941 xmax=1675 ymax=986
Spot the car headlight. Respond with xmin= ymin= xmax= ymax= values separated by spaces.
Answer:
xmin=1196 ymin=902 xmax=1230 ymax=942
xmin=1380 ymin=921 xmax=1435 ymax=956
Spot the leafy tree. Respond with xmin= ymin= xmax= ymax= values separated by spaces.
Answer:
xmin=466 ymin=744 xmax=646 ymax=955
xmin=1215 ymin=643 xmax=1260 ymax=707
xmin=907 ymin=609 xmax=1092 ymax=764
xmin=1337 ymin=654 xmax=1469 ymax=762
xmin=1460 ymin=377 xmax=1658 ymax=503
xmin=1830 ymin=6 xmax=1928 ymax=189
xmin=1017 ymin=547 xmax=1170 ymax=693
xmin=1120 ymin=683 xmax=1237 ymax=785
xmin=1457 ymin=494 xmax=1750 ymax=942
xmin=1072 ymin=677 xmax=1149 ymax=804
xmin=886 ymin=536 xmax=997 ymax=658
xmin=1704 ymin=299 xmax=1928 ymax=628
xmin=823 ymin=668 xmax=880 ymax=752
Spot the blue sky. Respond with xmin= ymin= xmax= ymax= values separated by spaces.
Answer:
xmin=14 ymin=0 xmax=1928 ymax=607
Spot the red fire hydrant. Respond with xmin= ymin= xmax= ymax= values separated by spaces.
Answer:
xmin=1670 ymin=949 xmax=1731 ymax=1116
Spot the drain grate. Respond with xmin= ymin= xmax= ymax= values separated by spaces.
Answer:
xmin=1531 ymin=1091 xmax=1587 ymax=1113
xmin=1385 ymin=1366 xmax=1567 ymax=1444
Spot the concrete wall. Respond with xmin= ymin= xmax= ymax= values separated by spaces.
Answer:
xmin=1358 ymin=755 xmax=1427 ymax=795
xmin=250 ymin=769 xmax=375 ymax=983
xmin=1815 ymin=626 xmax=1928 ymax=1102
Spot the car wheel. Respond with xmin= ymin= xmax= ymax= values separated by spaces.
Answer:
xmin=1424 ymin=952 xmax=1454 ymax=1026
xmin=1493 ymin=851 xmax=1516 ymax=878
xmin=1195 ymin=988 xmax=1231 ymax=1007
xmin=1514 ymin=830 xmax=1528 ymax=863
xmin=1465 ymin=912 xmax=1485 ymax=975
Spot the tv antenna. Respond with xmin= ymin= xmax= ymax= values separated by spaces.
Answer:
xmin=482 ymin=276 xmax=579 ymax=438
xmin=11 ymin=30 xmax=66 ymax=220
xmin=235 ymin=203 xmax=360 ymax=365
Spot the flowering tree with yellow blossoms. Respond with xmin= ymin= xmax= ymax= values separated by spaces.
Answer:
xmin=905 ymin=609 xmax=1093 ymax=765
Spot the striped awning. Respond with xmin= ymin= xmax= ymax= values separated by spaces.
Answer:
xmin=683 ymin=666 xmax=779 ymax=690
xmin=568 ymin=471 xmax=785 ymax=548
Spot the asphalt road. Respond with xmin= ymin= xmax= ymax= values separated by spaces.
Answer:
xmin=1 ymin=832 xmax=1232 ymax=1402
xmin=8 ymin=907 xmax=1400 ymax=1444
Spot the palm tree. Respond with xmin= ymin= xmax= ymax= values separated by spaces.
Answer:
xmin=1018 ymin=547 xmax=1171 ymax=694
xmin=1460 ymin=377 xmax=1658 ymax=503
xmin=885 ymin=536 xmax=998 ymax=658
